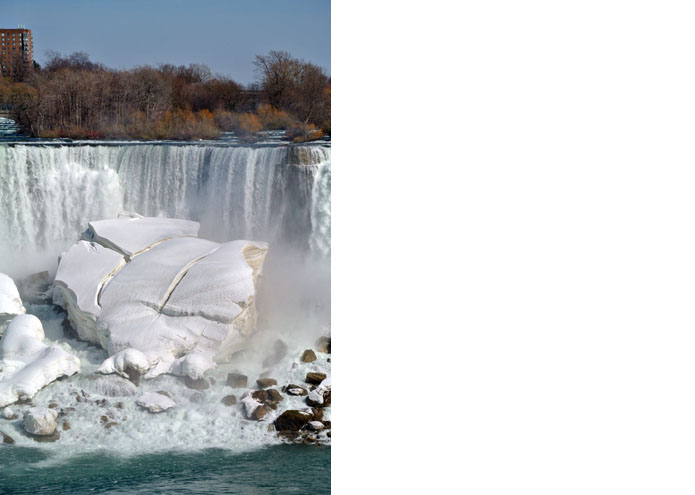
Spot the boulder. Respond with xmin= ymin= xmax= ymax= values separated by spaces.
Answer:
xmin=240 ymin=394 xmax=269 ymax=420
xmin=226 ymin=372 xmax=248 ymax=388
xmin=221 ymin=395 xmax=237 ymax=406
xmin=283 ymin=384 xmax=308 ymax=396
xmin=1 ymin=430 xmax=14 ymax=444
xmin=316 ymin=336 xmax=331 ymax=354
xmin=23 ymin=407 xmax=58 ymax=436
xmin=262 ymin=339 xmax=288 ymax=367
xmin=256 ymin=377 xmax=277 ymax=388
xmin=184 ymin=376 xmax=210 ymax=390
xmin=274 ymin=409 xmax=314 ymax=431
xmin=306 ymin=378 xmax=331 ymax=408
xmin=300 ymin=349 xmax=317 ymax=363
xmin=305 ymin=421 xmax=325 ymax=431
xmin=305 ymin=372 xmax=326 ymax=385
xmin=136 ymin=392 xmax=175 ymax=413
xmin=62 ymin=421 xmax=70 ymax=431
xmin=251 ymin=405 xmax=270 ymax=420
xmin=54 ymin=216 xmax=269 ymax=381
xmin=251 ymin=389 xmax=283 ymax=409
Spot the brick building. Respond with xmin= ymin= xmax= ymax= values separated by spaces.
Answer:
xmin=0 ymin=26 xmax=33 ymax=79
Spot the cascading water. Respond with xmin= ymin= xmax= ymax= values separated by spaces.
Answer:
xmin=0 ymin=143 xmax=331 ymax=278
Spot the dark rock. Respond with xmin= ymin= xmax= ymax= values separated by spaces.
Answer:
xmin=256 ymin=378 xmax=277 ymax=388
xmin=262 ymin=339 xmax=288 ymax=367
xmin=305 ymin=372 xmax=327 ymax=385
xmin=28 ymin=431 xmax=61 ymax=443
xmin=125 ymin=367 xmax=141 ymax=386
xmin=322 ymin=420 xmax=331 ymax=429
xmin=251 ymin=389 xmax=283 ymax=407
xmin=62 ymin=421 xmax=70 ymax=431
xmin=300 ymin=349 xmax=317 ymax=363
xmin=251 ymin=405 xmax=269 ymax=421
xmin=316 ymin=336 xmax=331 ymax=354
xmin=274 ymin=410 xmax=314 ymax=431
xmin=190 ymin=392 xmax=205 ymax=403
xmin=156 ymin=391 xmax=171 ymax=398
xmin=283 ymin=384 xmax=308 ymax=396
xmin=184 ymin=377 xmax=210 ymax=390
xmin=306 ymin=388 xmax=331 ymax=408
xmin=104 ymin=422 xmax=118 ymax=429
xmin=310 ymin=408 xmax=324 ymax=421
xmin=48 ymin=403 xmax=58 ymax=409
xmin=100 ymin=415 xmax=109 ymax=423
xmin=115 ymin=402 xmax=125 ymax=409
xmin=226 ymin=373 xmax=248 ymax=388
xmin=1 ymin=431 xmax=14 ymax=444
xmin=221 ymin=395 xmax=237 ymax=406
xmin=95 ymin=399 xmax=107 ymax=407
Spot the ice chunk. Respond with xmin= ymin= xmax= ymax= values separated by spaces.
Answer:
xmin=136 ymin=392 xmax=175 ymax=413
xmin=0 ymin=315 xmax=80 ymax=407
xmin=83 ymin=217 xmax=199 ymax=258
xmin=0 ymin=273 xmax=25 ymax=324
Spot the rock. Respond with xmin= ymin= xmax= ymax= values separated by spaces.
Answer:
xmin=97 ymin=348 xmax=152 ymax=385
xmin=62 ymin=421 xmax=70 ymax=431
xmin=115 ymin=402 xmax=125 ymax=409
xmin=23 ymin=407 xmax=58 ymax=436
xmin=1 ymin=407 xmax=18 ymax=420
xmin=30 ymin=431 xmax=61 ymax=442
xmin=262 ymin=339 xmax=288 ymax=367
xmin=54 ymin=217 xmax=269 ymax=381
xmin=306 ymin=382 xmax=331 ymax=408
xmin=256 ymin=377 xmax=277 ymax=388
xmin=1 ymin=430 xmax=14 ymax=443
xmin=251 ymin=389 xmax=283 ymax=409
xmin=190 ymin=392 xmax=205 ymax=403
xmin=0 ymin=315 xmax=81 ymax=407
xmin=136 ymin=392 xmax=175 ymax=413
xmin=0 ymin=273 xmax=26 ymax=324
xmin=226 ymin=372 xmax=248 ymax=388
xmin=104 ymin=422 xmax=118 ymax=429
xmin=274 ymin=409 xmax=314 ymax=431
xmin=300 ymin=349 xmax=317 ymax=363
xmin=305 ymin=421 xmax=325 ymax=431
xmin=316 ymin=336 xmax=331 ymax=354
xmin=100 ymin=415 xmax=109 ymax=423
xmin=251 ymin=405 xmax=269 ymax=420
xmin=221 ymin=395 xmax=237 ymax=406
xmin=283 ymin=384 xmax=308 ymax=396
xmin=48 ymin=403 xmax=58 ymax=409
xmin=305 ymin=372 xmax=327 ymax=385
xmin=184 ymin=376 xmax=210 ymax=390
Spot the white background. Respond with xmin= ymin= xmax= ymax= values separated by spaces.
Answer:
xmin=333 ymin=1 xmax=695 ymax=493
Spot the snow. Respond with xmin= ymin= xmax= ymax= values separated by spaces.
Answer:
xmin=83 ymin=216 xmax=199 ymax=258
xmin=53 ymin=215 xmax=268 ymax=382
xmin=136 ymin=392 xmax=176 ymax=413
xmin=0 ymin=273 xmax=26 ymax=323
xmin=0 ymin=315 xmax=80 ymax=407
xmin=96 ymin=348 xmax=153 ymax=379
xmin=23 ymin=407 xmax=58 ymax=435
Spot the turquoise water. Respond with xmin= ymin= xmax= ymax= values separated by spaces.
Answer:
xmin=1 ymin=445 xmax=330 ymax=494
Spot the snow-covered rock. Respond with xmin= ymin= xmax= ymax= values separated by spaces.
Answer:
xmin=0 ymin=315 xmax=80 ymax=407
xmin=54 ymin=216 xmax=268 ymax=382
xmin=0 ymin=273 xmax=25 ymax=324
xmin=23 ymin=407 xmax=58 ymax=435
xmin=136 ymin=392 xmax=176 ymax=413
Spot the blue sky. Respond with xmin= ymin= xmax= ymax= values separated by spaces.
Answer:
xmin=0 ymin=0 xmax=330 ymax=84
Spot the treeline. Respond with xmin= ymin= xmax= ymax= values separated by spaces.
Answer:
xmin=2 ymin=50 xmax=330 ymax=141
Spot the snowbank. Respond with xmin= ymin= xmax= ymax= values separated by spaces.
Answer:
xmin=0 ymin=273 xmax=25 ymax=324
xmin=0 ymin=315 xmax=80 ymax=407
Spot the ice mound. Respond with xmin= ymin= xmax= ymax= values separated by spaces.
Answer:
xmin=0 ymin=314 xmax=81 ymax=407
xmin=0 ymin=273 xmax=26 ymax=324
xmin=54 ymin=215 xmax=268 ymax=381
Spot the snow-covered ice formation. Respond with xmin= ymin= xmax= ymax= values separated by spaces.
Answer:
xmin=23 ymin=407 xmax=58 ymax=435
xmin=54 ymin=215 xmax=268 ymax=381
xmin=0 ymin=273 xmax=26 ymax=324
xmin=0 ymin=314 xmax=81 ymax=407
xmin=136 ymin=392 xmax=176 ymax=413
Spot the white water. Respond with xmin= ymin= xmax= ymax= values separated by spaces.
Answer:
xmin=0 ymin=143 xmax=331 ymax=278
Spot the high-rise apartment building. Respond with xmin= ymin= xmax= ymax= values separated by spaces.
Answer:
xmin=0 ymin=26 xmax=33 ymax=78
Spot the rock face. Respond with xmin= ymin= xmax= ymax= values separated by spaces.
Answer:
xmin=53 ymin=215 xmax=268 ymax=382
xmin=0 ymin=315 xmax=80 ymax=407
xmin=0 ymin=273 xmax=25 ymax=325
xmin=23 ymin=407 xmax=58 ymax=435
xmin=136 ymin=392 xmax=176 ymax=413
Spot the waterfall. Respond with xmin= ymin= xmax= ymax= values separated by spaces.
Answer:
xmin=0 ymin=143 xmax=331 ymax=278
